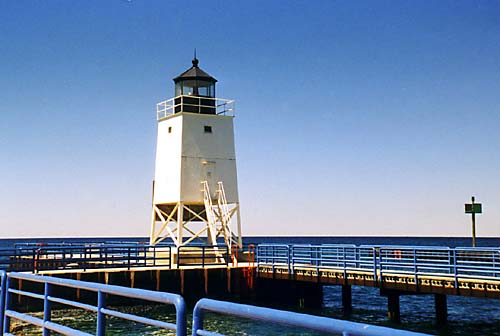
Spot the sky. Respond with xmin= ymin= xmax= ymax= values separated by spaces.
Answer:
xmin=1 ymin=1 xmax=500 ymax=238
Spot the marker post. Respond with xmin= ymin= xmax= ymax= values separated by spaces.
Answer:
xmin=464 ymin=196 xmax=482 ymax=248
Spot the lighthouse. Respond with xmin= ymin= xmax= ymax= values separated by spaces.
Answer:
xmin=150 ymin=56 xmax=242 ymax=248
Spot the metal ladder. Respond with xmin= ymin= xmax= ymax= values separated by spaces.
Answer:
xmin=202 ymin=181 xmax=218 ymax=246
xmin=217 ymin=182 xmax=235 ymax=248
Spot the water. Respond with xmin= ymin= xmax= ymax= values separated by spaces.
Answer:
xmin=2 ymin=236 xmax=499 ymax=249
xmin=10 ymin=306 xmax=330 ymax=335
xmin=320 ymin=285 xmax=500 ymax=335
xmin=2 ymin=236 xmax=500 ymax=335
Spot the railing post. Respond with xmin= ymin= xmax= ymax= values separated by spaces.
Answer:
xmin=153 ymin=246 xmax=156 ymax=267
xmin=287 ymin=246 xmax=291 ymax=274
xmin=32 ymin=249 xmax=37 ymax=274
xmin=0 ymin=272 xmax=6 ymax=334
xmin=12 ymin=249 xmax=17 ymax=271
xmin=448 ymin=249 xmax=452 ymax=275
xmin=202 ymin=246 xmax=205 ymax=268
xmin=255 ymin=245 xmax=260 ymax=268
xmin=343 ymin=247 xmax=347 ymax=283
xmin=96 ymin=290 xmax=106 ymax=336
xmin=377 ymin=248 xmax=382 ymax=286
xmin=127 ymin=248 xmax=131 ymax=270
xmin=493 ymin=250 xmax=497 ymax=278
xmin=413 ymin=249 xmax=418 ymax=290
xmin=3 ymin=276 xmax=12 ymax=334
xmin=316 ymin=246 xmax=320 ymax=272
xmin=355 ymin=247 xmax=360 ymax=269
xmin=83 ymin=248 xmax=87 ymax=272
xmin=192 ymin=305 xmax=204 ymax=336
xmin=60 ymin=250 xmax=65 ymax=270
xmin=177 ymin=246 xmax=181 ymax=268
xmin=371 ymin=248 xmax=377 ymax=285
xmin=43 ymin=282 xmax=52 ymax=336
xmin=453 ymin=249 xmax=458 ymax=289
xmin=104 ymin=247 xmax=108 ymax=267
xmin=271 ymin=246 xmax=275 ymax=273
xmin=168 ymin=246 xmax=171 ymax=269
xmin=139 ymin=246 xmax=144 ymax=266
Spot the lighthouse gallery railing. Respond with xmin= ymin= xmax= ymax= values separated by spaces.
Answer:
xmin=157 ymin=95 xmax=235 ymax=120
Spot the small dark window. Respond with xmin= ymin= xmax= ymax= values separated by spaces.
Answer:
xmin=204 ymin=126 xmax=212 ymax=133
xmin=168 ymin=127 xmax=172 ymax=133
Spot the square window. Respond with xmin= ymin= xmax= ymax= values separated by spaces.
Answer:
xmin=204 ymin=126 xmax=212 ymax=133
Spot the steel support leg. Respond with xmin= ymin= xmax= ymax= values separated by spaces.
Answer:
xmin=177 ymin=202 xmax=184 ymax=246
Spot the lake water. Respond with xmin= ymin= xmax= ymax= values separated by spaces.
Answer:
xmin=2 ymin=236 xmax=500 ymax=335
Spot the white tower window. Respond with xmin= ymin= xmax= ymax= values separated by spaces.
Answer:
xmin=204 ymin=125 xmax=212 ymax=133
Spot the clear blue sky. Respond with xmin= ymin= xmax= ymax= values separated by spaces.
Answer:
xmin=1 ymin=1 xmax=499 ymax=238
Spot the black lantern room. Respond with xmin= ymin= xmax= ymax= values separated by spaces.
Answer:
xmin=173 ymin=57 xmax=217 ymax=114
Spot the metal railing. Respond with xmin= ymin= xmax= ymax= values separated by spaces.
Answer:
xmin=1 ymin=243 xmax=247 ymax=273
xmin=192 ymin=298 xmax=430 ymax=336
xmin=0 ymin=248 xmax=35 ymax=271
xmin=157 ymin=95 xmax=235 ymax=120
xmin=257 ymin=244 xmax=500 ymax=286
xmin=3 ymin=272 xmax=186 ymax=336
xmin=0 ymin=245 xmax=172 ymax=273
xmin=0 ymin=272 xmax=432 ymax=336
xmin=177 ymin=245 xmax=230 ymax=268
xmin=12 ymin=241 xmax=147 ymax=249
xmin=0 ymin=271 xmax=6 ymax=334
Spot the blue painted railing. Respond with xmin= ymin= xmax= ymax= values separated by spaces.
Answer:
xmin=257 ymin=244 xmax=500 ymax=284
xmin=0 ymin=245 xmax=170 ymax=272
xmin=0 ymin=271 xmax=6 ymax=334
xmin=1 ymin=245 xmax=172 ymax=273
xmin=192 ymin=298 xmax=430 ymax=336
xmin=0 ymin=244 xmax=235 ymax=273
xmin=0 ymin=272 xmax=431 ymax=335
xmin=3 ymin=272 xmax=186 ymax=336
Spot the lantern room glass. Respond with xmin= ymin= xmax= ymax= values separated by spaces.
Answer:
xmin=175 ymin=80 xmax=215 ymax=98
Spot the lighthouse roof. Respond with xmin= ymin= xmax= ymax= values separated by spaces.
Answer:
xmin=173 ymin=57 xmax=217 ymax=83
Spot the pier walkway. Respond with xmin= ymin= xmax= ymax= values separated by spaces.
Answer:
xmin=256 ymin=244 xmax=500 ymax=323
xmin=0 ymin=243 xmax=256 ymax=302
xmin=256 ymin=244 xmax=500 ymax=298
xmin=2 ymin=242 xmax=500 ymax=327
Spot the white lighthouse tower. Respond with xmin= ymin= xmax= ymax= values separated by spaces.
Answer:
xmin=150 ymin=56 xmax=242 ymax=248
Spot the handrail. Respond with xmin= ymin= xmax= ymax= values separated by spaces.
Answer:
xmin=192 ymin=298 xmax=430 ymax=336
xmin=257 ymin=244 xmax=500 ymax=286
xmin=177 ymin=245 xmax=229 ymax=267
xmin=0 ymin=245 xmax=171 ymax=273
xmin=0 ymin=272 xmax=435 ymax=336
xmin=0 ymin=270 xmax=6 ymax=334
xmin=4 ymin=272 xmax=186 ymax=336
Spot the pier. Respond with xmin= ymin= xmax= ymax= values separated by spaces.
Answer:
xmin=2 ymin=242 xmax=500 ymax=329
xmin=0 ymin=243 xmax=256 ymax=304
xmin=0 ymin=271 xmax=430 ymax=336
xmin=256 ymin=244 xmax=500 ymax=323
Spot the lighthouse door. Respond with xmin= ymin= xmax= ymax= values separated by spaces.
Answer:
xmin=202 ymin=161 xmax=217 ymax=198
